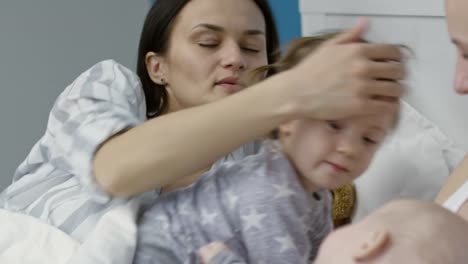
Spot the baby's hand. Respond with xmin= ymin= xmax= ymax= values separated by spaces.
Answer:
xmin=198 ymin=241 xmax=230 ymax=263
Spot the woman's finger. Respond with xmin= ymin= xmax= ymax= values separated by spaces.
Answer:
xmin=362 ymin=43 xmax=404 ymax=62
xmin=363 ymin=98 xmax=400 ymax=117
xmin=365 ymin=61 xmax=406 ymax=81
xmin=362 ymin=79 xmax=405 ymax=98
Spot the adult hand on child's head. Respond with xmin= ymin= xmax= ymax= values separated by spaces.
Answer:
xmin=284 ymin=19 xmax=405 ymax=121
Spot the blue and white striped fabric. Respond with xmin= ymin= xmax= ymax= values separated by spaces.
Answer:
xmin=0 ymin=59 xmax=261 ymax=242
xmin=0 ymin=60 xmax=148 ymax=242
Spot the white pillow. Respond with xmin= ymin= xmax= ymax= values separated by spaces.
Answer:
xmin=353 ymin=101 xmax=466 ymax=221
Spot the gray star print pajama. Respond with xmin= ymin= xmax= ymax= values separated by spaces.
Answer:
xmin=133 ymin=141 xmax=333 ymax=264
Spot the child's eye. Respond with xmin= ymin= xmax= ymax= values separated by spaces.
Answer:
xmin=327 ymin=121 xmax=341 ymax=131
xmin=363 ymin=137 xmax=378 ymax=145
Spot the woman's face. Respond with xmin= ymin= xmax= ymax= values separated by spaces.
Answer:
xmin=155 ymin=0 xmax=268 ymax=111
xmin=446 ymin=0 xmax=468 ymax=94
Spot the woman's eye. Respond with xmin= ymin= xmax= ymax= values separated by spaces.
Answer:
xmin=242 ymin=47 xmax=260 ymax=53
xmin=327 ymin=121 xmax=341 ymax=131
xmin=199 ymin=43 xmax=219 ymax=48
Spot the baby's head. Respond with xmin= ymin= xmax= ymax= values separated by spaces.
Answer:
xmin=314 ymin=200 xmax=468 ymax=264
xmin=249 ymin=34 xmax=399 ymax=192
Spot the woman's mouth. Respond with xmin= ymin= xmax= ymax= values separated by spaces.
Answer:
xmin=215 ymin=77 xmax=244 ymax=93
xmin=216 ymin=83 xmax=243 ymax=93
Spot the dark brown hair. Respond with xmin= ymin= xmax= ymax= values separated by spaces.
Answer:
xmin=136 ymin=0 xmax=280 ymax=119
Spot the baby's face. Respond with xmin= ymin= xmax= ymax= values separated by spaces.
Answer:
xmin=279 ymin=113 xmax=394 ymax=191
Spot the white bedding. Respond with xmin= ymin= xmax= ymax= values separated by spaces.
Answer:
xmin=0 ymin=209 xmax=78 ymax=264
xmin=0 ymin=199 xmax=140 ymax=264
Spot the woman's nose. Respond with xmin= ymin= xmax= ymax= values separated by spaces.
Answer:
xmin=220 ymin=43 xmax=246 ymax=71
xmin=454 ymin=55 xmax=468 ymax=94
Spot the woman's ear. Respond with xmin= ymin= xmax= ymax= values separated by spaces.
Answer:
xmin=145 ymin=51 xmax=167 ymax=85
xmin=352 ymin=229 xmax=390 ymax=262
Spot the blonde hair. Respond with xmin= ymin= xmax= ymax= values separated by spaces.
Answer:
xmin=245 ymin=32 xmax=342 ymax=139
xmin=246 ymin=32 xmax=342 ymax=85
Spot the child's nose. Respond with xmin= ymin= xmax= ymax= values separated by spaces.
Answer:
xmin=336 ymin=137 xmax=360 ymax=158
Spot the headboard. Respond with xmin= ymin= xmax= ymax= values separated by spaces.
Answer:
xmin=299 ymin=0 xmax=468 ymax=151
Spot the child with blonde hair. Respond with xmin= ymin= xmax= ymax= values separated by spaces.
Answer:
xmin=134 ymin=33 xmax=400 ymax=264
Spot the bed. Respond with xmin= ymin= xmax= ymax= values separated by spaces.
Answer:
xmin=1 ymin=1 xmax=467 ymax=263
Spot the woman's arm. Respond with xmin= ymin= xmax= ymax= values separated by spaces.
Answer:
xmin=436 ymin=155 xmax=468 ymax=204
xmin=94 ymin=73 xmax=292 ymax=197
xmin=94 ymin=26 xmax=404 ymax=197
xmin=436 ymin=155 xmax=468 ymax=221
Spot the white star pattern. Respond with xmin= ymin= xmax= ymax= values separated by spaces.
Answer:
xmin=297 ymin=214 xmax=310 ymax=232
xmin=268 ymin=141 xmax=283 ymax=159
xmin=154 ymin=215 xmax=169 ymax=231
xmin=225 ymin=190 xmax=239 ymax=209
xmin=241 ymin=208 xmax=267 ymax=231
xmin=200 ymin=209 xmax=218 ymax=226
xmin=274 ymin=235 xmax=296 ymax=253
xmin=272 ymin=183 xmax=295 ymax=199
xmin=179 ymin=200 xmax=192 ymax=216
xmin=201 ymin=183 xmax=215 ymax=193
xmin=239 ymin=157 xmax=260 ymax=175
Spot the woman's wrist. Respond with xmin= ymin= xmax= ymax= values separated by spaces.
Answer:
xmin=257 ymin=71 xmax=303 ymax=121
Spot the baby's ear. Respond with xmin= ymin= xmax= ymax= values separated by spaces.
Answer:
xmin=352 ymin=229 xmax=390 ymax=262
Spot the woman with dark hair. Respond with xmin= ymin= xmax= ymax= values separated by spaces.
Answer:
xmin=0 ymin=0 xmax=404 ymax=242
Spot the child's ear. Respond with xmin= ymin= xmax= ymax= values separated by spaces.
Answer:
xmin=278 ymin=121 xmax=296 ymax=137
xmin=352 ymin=229 xmax=390 ymax=262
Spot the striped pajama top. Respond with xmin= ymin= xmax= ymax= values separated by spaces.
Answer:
xmin=0 ymin=60 xmax=260 ymax=242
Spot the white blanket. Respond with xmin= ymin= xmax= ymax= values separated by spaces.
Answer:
xmin=0 ymin=209 xmax=78 ymax=264
xmin=0 ymin=199 xmax=139 ymax=264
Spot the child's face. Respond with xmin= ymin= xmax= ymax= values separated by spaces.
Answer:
xmin=279 ymin=114 xmax=394 ymax=191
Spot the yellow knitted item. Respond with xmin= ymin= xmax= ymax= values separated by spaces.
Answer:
xmin=331 ymin=183 xmax=356 ymax=227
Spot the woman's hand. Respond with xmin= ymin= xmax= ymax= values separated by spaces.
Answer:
xmin=283 ymin=19 xmax=405 ymax=120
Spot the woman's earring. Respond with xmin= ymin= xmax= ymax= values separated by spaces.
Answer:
xmin=160 ymin=78 xmax=166 ymax=85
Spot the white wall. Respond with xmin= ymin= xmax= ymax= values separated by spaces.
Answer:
xmin=300 ymin=0 xmax=468 ymax=151
xmin=0 ymin=1 xmax=148 ymax=190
